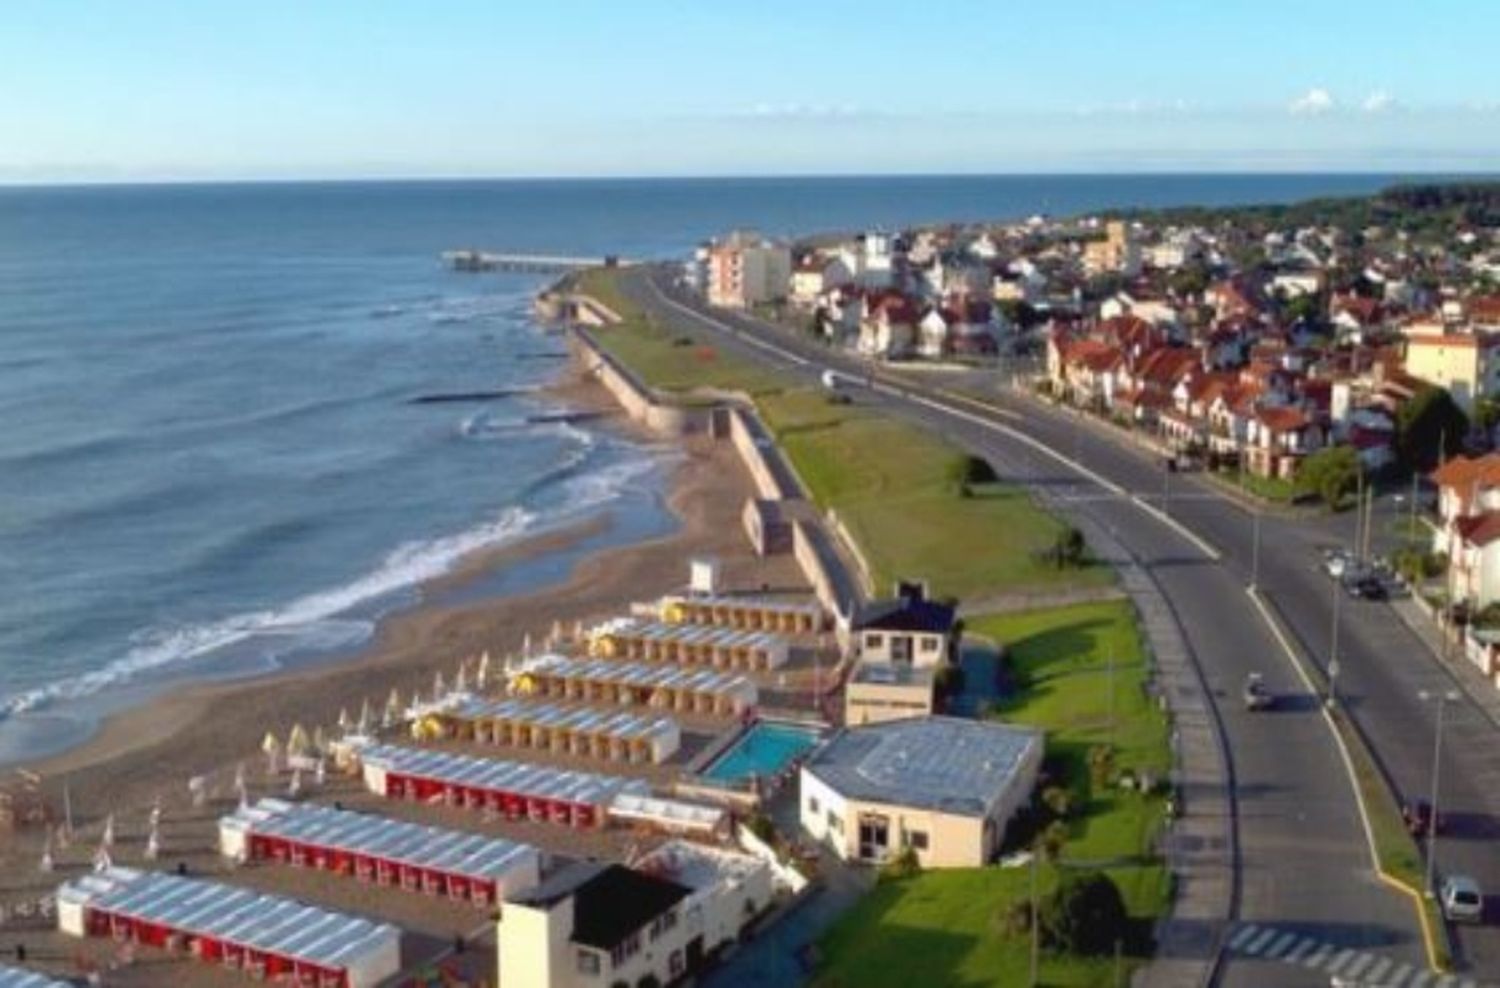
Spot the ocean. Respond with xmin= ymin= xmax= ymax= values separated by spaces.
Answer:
xmin=0 ymin=173 xmax=1417 ymax=764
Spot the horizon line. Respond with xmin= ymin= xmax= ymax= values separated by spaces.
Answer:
xmin=3 ymin=167 xmax=1500 ymax=192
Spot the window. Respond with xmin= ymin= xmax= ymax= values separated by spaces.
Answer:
xmin=609 ymin=932 xmax=641 ymax=968
xmin=807 ymin=796 xmax=820 ymax=816
xmin=576 ymin=949 xmax=601 ymax=976
xmin=650 ymin=908 xmax=678 ymax=940
xmin=905 ymin=830 xmax=929 ymax=851
xmin=827 ymin=811 xmax=842 ymax=832
xmin=920 ymin=637 xmax=940 ymax=653
xmin=670 ymin=949 xmax=685 ymax=977
xmin=864 ymin=633 xmax=883 ymax=648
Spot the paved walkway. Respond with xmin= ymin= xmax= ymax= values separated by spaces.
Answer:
xmin=1020 ymin=478 xmax=1234 ymax=986
xmin=1389 ymin=596 xmax=1500 ymax=731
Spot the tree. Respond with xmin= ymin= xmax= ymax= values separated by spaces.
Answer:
xmin=1039 ymin=871 xmax=1129 ymax=956
xmin=1396 ymin=386 xmax=1468 ymax=472
xmin=1294 ymin=446 xmax=1362 ymax=509
xmin=1050 ymin=526 xmax=1087 ymax=569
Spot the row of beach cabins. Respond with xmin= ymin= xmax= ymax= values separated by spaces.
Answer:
xmin=37 ymin=585 xmax=828 ymax=988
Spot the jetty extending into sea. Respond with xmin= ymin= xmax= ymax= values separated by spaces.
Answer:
xmin=441 ymin=249 xmax=628 ymax=274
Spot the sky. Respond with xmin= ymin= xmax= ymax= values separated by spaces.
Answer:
xmin=3 ymin=0 xmax=1500 ymax=183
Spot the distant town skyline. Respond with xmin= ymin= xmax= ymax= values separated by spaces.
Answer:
xmin=5 ymin=0 xmax=1500 ymax=183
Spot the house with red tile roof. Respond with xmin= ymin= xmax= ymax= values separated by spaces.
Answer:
xmin=1431 ymin=452 xmax=1500 ymax=607
xmin=1244 ymin=405 xmax=1326 ymax=479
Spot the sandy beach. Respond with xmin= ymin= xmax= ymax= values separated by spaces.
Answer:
xmin=0 ymin=363 xmax=814 ymax=981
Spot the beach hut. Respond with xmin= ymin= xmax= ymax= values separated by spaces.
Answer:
xmin=56 ymin=866 xmax=401 ymax=988
xmin=659 ymin=593 xmax=824 ymax=634
xmin=416 ymin=696 xmax=681 ymax=765
xmin=220 ymin=798 xmax=540 ymax=907
xmin=524 ymin=654 xmax=758 ymax=717
xmin=354 ymin=743 xmax=648 ymax=829
xmin=0 ymin=964 xmax=72 ymax=988
xmin=588 ymin=617 xmax=790 ymax=672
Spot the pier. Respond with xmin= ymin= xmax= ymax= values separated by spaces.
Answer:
xmin=442 ymin=250 xmax=624 ymax=274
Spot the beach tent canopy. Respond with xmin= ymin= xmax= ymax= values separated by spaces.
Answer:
xmin=588 ymin=617 xmax=790 ymax=671
xmin=0 ymin=964 xmax=73 ymax=988
xmin=56 ymin=866 xmax=401 ymax=988
xmin=220 ymin=798 xmax=541 ymax=903
xmin=659 ymin=593 xmax=824 ymax=633
xmin=523 ymin=654 xmax=757 ymax=715
xmin=355 ymin=743 xmax=648 ymax=828
xmin=412 ymin=695 xmax=681 ymax=764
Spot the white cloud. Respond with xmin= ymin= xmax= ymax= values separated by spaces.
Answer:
xmin=1362 ymin=90 xmax=1396 ymax=113
xmin=1289 ymin=88 xmax=1336 ymax=115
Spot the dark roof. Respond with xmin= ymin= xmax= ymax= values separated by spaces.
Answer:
xmin=569 ymin=865 xmax=691 ymax=951
xmin=855 ymin=585 xmax=956 ymax=634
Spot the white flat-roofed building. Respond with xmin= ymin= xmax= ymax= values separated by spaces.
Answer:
xmin=799 ymin=716 xmax=1043 ymax=868
xmin=220 ymin=797 xmax=541 ymax=907
xmin=0 ymin=965 xmax=72 ymax=988
xmin=57 ymin=866 xmax=401 ymax=988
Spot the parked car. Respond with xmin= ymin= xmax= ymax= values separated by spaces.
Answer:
xmin=1402 ymin=798 xmax=1442 ymax=838
xmin=1322 ymin=549 xmax=1351 ymax=580
xmin=1345 ymin=575 xmax=1387 ymax=601
xmin=1243 ymin=673 xmax=1274 ymax=711
xmin=1440 ymin=874 xmax=1484 ymax=924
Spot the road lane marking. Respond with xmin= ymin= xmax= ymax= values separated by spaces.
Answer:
xmin=1326 ymin=949 xmax=1356 ymax=975
xmin=1284 ymin=936 xmax=1317 ymax=963
xmin=1345 ymin=953 xmax=1377 ymax=979
xmin=1265 ymin=931 xmax=1297 ymax=958
xmin=1365 ymin=955 xmax=1393 ymax=982
xmin=1303 ymin=942 xmax=1335 ymax=968
xmin=1228 ymin=924 xmax=1260 ymax=950
xmin=1387 ymin=962 xmax=1414 ymax=985
xmin=1243 ymin=927 xmax=1278 ymax=955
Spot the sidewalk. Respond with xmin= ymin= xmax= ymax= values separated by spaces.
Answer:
xmin=1035 ymin=506 xmax=1234 ymax=988
xmin=1388 ymin=596 xmax=1500 ymax=730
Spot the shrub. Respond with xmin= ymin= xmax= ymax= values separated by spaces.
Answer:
xmin=1038 ymin=820 xmax=1069 ymax=861
xmin=882 ymin=846 xmax=921 ymax=881
xmin=945 ymin=453 xmax=998 ymax=493
xmin=1041 ymin=785 xmax=1073 ymax=819
xmin=747 ymin=813 xmax=777 ymax=846
xmin=1039 ymin=871 xmax=1129 ymax=956
xmin=1087 ymin=744 xmax=1116 ymax=790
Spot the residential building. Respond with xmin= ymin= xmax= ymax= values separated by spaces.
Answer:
xmin=1403 ymin=331 xmax=1500 ymax=414
xmin=799 ymin=716 xmax=1043 ymax=867
xmin=853 ymin=581 xmax=957 ymax=666
xmin=705 ymin=231 xmax=792 ymax=309
xmin=844 ymin=663 xmax=936 ymax=726
xmin=500 ymin=862 xmax=698 ymax=988
xmin=1082 ymin=220 xmax=1140 ymax=276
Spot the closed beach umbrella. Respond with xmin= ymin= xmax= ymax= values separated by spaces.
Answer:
xmin=384 ymin=688 xmax=402 ymax=727
xmin=357 ymin=698 xmax=372 ymax=734
xmin=100 ymin=813 xmax=115 ymax=848
xmin=262 ymin=732 xmax=282 ymax=775
xmin=522 ymin=632 xmax=532 ymax=658
xmin=286 ymin=723 xmax=311 ymax=759
xmin=288 ymin=769 xmax=303 ymax=797
xmin=337 ymin=707 xmax=352 ymax=733
xmin=144 ymin=823 xmax=160 ymax=861
xmin=39 ymin=830 xmax=53 ymax=873
xmin=432 ymin=671 xmax=446 ymax=701
xmin=312 ymin=725 xmax=328 ymax=756
xmin=454 ymin=662 xmax=468 ymax=695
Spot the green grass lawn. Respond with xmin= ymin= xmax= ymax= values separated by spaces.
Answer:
xmin=575 ymin=268 xmax=1110 ymax=601
xmin=815 ymin=602 xmax=1173 ymax=988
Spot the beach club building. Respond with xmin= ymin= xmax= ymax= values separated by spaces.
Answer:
xmin=498 ymin=845 xmax=770 ymax=988
xmin=588 ymin=617 xmax=790 ymax=672
xmin=853 ymin=581 xmax=957 ymax=667
xmin=0 ymin=966 xmax=71 ymax=988
xmin=412 ymin=695 xmax=682 ymax=765
xmin=56 ymin=867 xmax=401 ymax=988
xmin=220 ymin=798 xmax=542 ymax=907
xmin=799 ymin=717 xmax=1043 ymax=868
xmin=517 ymin=654 xmax=758 ymax=718
xmin=356 ymin=743 xmax=648 ymax=829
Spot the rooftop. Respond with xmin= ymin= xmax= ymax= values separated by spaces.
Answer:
xmin=855 ymin=581 xmax=955 ymax=635
xmin=513 ymin=862 xmax=690 ymax=951
xmin=803 ymin=716 xmax=1042 ymax=818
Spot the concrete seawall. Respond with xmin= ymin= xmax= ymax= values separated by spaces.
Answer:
xmin=563 ymin=305 xmax=863 ymax=629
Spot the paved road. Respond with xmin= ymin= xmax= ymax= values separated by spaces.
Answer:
xmin=623 ymin=270 xmax=1435 ymax=985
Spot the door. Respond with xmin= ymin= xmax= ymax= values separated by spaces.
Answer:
xmin=858 ymin=815 xmax=891 ymax=861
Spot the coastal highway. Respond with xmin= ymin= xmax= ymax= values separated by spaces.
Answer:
xmin=617 ymin=267 xmax=1469 ymax=985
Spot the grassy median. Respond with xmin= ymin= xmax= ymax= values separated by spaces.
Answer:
xmin=574 ymin=268 xmax=1111 ymax=600
xmin=814 ymin=602 xmax=1172 ymax=988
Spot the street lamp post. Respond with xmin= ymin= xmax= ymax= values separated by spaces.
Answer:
xmin=1327 ymin=577 xmax=1342 ymax=707
xmin=1418 ymin=689 xmax=1461 ymax=897
xmin=1249 ymin=510 xmax=1262 ymax=591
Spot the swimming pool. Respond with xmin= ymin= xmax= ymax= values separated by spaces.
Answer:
xmin=701 ymin=720 xmax=823 ymax=784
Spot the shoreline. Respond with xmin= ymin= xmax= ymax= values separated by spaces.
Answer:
xmin=14 ymin=366 xmax=741 ymax=820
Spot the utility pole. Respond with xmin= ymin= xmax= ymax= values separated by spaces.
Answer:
xmin=1250 ymin=509 xmax=1262 ymax=591
xmin=1418 ymin=689 xmax=1460 ymax=897
xmin=1107 ymin=644 xmax=1116 ymax=745
xmin=1328 ymin=577 xmax=1343 ymax=708
xmin=1029 ymin=849 xmax=1040 ymax=987
xmin=1354 ymin=467 xmax=1365 ymax=563
xmin=1410 ymin=471 xmax=1420 ymax=547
